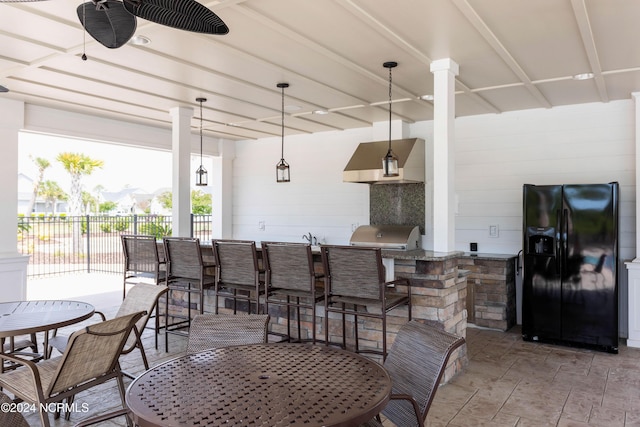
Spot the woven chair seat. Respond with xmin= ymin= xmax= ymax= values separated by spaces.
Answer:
xmin=329 ymin=290 xmax=409 ymax=311
xmin=269 ymin=285 xmax=324 ymax=300
xmin=0 ymin=358 xmax=58 ymax=402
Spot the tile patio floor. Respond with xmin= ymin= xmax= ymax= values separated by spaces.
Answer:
xmin=8 ymin=273 xmax=640 ymax=426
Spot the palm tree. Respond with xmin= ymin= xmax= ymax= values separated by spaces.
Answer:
xmin=56 ymin=152 xmax=104 ymax=215
xmin=56 ymin=153 xmax=104 ymax=252
xmin=38 ymin=180 xmax=68 ymax=214
xmin=25 ymin=156 xmax=50 ymax=214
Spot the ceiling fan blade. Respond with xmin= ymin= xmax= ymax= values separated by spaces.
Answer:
xmin=0 ymin=85 xmax=8 ymax=93
xmin=77 ymin=1 xmax=137 ymax=49
xmin=123 ymin=0 xmax=229 ymax=35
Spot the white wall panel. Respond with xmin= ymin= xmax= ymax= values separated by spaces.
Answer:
xmin=233 ymin=127 xmax=375 ymax=245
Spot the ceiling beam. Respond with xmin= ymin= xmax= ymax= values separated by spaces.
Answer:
xmin=451 ymin=0 xmax=552 ymax=109
xmin=570 ymin=0 xmax=608 ymax=102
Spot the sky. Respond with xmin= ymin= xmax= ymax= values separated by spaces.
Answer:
xmin=18 ymin=132 xmax=211 ymax=195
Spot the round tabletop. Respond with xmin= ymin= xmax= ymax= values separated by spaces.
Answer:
xmin=127 ymin=343 xmax=391 ymax=427
xmin=0 ymin=300 xmax=95 ymax=338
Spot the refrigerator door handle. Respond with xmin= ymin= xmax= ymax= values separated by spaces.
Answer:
xmin=562 ymin=208 xmax=569 ymax=276
xmin=556 ymin=209 xmax=562 ymax=271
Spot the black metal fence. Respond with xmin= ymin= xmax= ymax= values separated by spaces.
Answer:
xmin=18 ymin=214 xmax=212 ymax=277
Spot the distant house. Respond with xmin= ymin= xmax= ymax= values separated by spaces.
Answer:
xmin=101 ymin=188 xmax=154 ymax=214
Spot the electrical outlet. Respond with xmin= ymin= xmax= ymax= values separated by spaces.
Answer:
xmin=470 ymin=242 xmax=478 ymax=252
xmin=489 ymin=225 xmax=499 ymax=238
xmin=351 ymin=223 xmax=359 ymax=232
xmin=258 ymin=221 xmax=265 ymax=231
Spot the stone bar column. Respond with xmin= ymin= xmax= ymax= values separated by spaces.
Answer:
xmin=0 ymin=98 xmax=30 ymax=301
xmin=625 ymin=92 xmax=640 ymax=347
xmin=169 ymin=106 xmax=193 ymax=237
xmin=430 ymin=58 xmax=459 ymax=252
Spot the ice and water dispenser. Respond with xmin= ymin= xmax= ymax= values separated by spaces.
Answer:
xmin=526 ymin=227 xmax=555 ymax=256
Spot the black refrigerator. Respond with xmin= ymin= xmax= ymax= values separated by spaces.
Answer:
xmin=522 ymin=182 xmax=619 ymax=353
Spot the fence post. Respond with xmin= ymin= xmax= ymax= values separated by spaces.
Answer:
xmin=133 ymin=214 xmax=138 ymax=235
xmin=190 ymin=213 xmax=194 ymax=238
xmin=85 ymin=215 xmax=91 ymax=273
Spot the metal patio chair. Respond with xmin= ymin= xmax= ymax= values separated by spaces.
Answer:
xmin=360 ymin=320 xmax=465 ymax=427
xmin=0 ymin=311 xmax=145 ymax=427
xmin=321 ymin=244 xmax=411 ymax=360
xmin=163 ymin=237 xmax=216 ymax=351
xmin=261 ymin=241 xmax=324 ymax=343
xmin=48 ymin=283 xmax=168 ymax=378
xmin=212 ymin=239 xmax=266 ymax=315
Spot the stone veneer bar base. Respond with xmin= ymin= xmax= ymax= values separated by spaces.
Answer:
xmin=166 ymin=250 xmax=470 ymax=383
xmin=459 ymin=254 xmax=517 ymax=331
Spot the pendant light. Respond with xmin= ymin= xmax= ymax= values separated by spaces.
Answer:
xmin=382 ymin=61 xmax=399 ymax=177
xmin=276 ymin=82 xmax=290 ymax=183
xmin=195 ymin=97 xmax=208 ymax=186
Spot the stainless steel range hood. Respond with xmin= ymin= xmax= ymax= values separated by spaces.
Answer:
xmin=343 ymin=138 xmax=425 ymax=184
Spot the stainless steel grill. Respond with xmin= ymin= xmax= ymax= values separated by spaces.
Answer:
xmin=349 ymin=225 xmax=421 ymax=250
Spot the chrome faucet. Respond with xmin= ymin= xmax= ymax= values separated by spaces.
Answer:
xmin=302 ymin=232 xmax=317 ymax=245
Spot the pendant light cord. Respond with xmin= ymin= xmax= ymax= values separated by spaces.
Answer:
xmin=281 ymin=85 xmax=285 ymax=160
xmin=199 ymin=99 xmax=204 ymax=163
xmin=388 ymin=64 xmax=392 ymax=151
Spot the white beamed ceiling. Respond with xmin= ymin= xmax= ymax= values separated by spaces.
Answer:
xmin=1 ymin=0 xmax=639 ymax=142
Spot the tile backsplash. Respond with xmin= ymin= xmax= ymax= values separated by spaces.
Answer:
xmin=369 ymin=183 xmax=425 ymax=234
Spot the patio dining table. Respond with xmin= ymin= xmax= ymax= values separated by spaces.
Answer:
xmin=0 ymin=300 xmax=95 ymax=368
xmin=126 ymin=343 xmax=391 ymax=427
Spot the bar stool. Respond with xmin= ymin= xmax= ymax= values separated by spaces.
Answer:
xmin=163 ymin=237 xmax=216 ymax=351
xmin=121 ymin=234 xmax=166 ymax=349
xmin=321 ymin=244 xmax=411 ymax=360
xmin=212 ymin=239 xmax=267 ymax=314
xmin=261 ymin=241 xmax=324 ymax=343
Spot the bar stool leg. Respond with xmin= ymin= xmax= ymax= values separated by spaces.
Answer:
xmin=296 ymin=297 xmax=301 ymax=342
xmin=353 ymin=305 xmax=359 ymax=354
xmin=341 ymin=303 xmax=347 ymax=350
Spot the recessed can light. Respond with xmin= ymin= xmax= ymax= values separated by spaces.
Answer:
xmin=313 ymin=109 xmax=329 ymax=115
xmin=420 ymin=94 xmax=434 ymax=101
xmin=573 ymin=72 xmax=594 ymax=81
xmin=130 ymin=35 xmax=151 ymax=46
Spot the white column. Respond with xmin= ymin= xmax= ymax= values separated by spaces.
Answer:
xmin=169 ymin=106 xmax=193 ymax=237
xmin=0 ymin=98 xmax=30 ymax=301
xmin=430 ymin=58 xmax=459 ymax=252
xmin=625 ymin=92 xmax=640 ymax=347
xmin=212 ymin=140 xmax=235 ymax=239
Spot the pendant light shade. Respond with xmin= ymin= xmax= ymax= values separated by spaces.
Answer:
xmin=195 ymin=97 xmax=208 ymax=186
xmin=276 ymin=82 xmax=290 ymax=183
xmin=382 ymin=61 xmax=399 ymax=177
